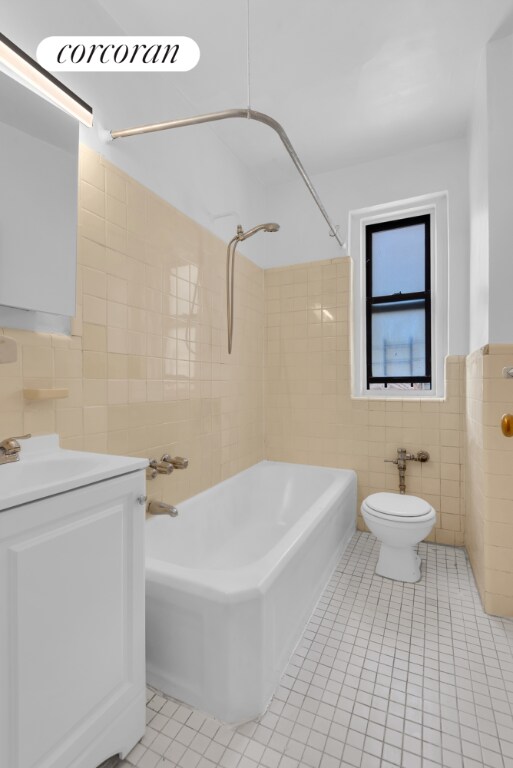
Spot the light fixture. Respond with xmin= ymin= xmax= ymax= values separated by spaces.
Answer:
xmin=0 ymin=32 xmax=93 ymax=127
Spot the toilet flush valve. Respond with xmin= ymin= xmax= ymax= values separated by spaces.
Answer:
xmin=384 ymin=448 xmax=430 ymax=494
xmin=385 ymin=448 xmax=430 ymax=465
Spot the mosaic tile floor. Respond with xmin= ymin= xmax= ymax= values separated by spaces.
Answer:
xmin=118 ymin=532 xmax=513 ymax=768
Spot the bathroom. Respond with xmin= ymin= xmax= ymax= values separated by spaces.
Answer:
xmin=1 ymin=0 xmax=513 ymax=766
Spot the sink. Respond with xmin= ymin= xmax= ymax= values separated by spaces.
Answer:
xmin=14 ymin=455 xmax=105 ymax=486
xmin=0 ymin=434 xmax=148 ymax=511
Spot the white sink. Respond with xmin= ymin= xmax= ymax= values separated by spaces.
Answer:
xmin=0 ymin=435 xmax=148 ymax=511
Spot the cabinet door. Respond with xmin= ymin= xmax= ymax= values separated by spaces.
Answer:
xmin=0 ymin=471 xmax=145 ymax=768
xmin=0 ymin=73 xmax=77 ymax=316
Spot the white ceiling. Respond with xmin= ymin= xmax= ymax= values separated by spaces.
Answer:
xmin=5 ymin=0 xmax=513 ymax=186
xmin=93 ymin=0 xmax=513 ymax=185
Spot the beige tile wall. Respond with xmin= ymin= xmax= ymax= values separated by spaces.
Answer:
xmin=264 ymin=257 xmax=466 ymax=545
xmin=0 ymin=147 xmax=487 ymax=598
xmin=466 ymin=344 xmax=513 ymax=616
xmin=0 ymin=145 xmax=264 ymax=504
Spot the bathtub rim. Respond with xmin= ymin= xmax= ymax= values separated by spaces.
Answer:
xmin=146 ymin=460 xmax=357 ymax=601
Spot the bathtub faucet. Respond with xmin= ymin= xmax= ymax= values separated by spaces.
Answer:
xmin=147 ymin=455 xmax=189 ymax=479
xmin=147 ymin=499 xmax=179 ymax=517
xmin=161 ymin=454 xmax=189 ymax=470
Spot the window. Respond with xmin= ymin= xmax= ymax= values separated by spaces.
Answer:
xmin=365 ymin=215 xmax=431 ymax=391
xmin=350 ymin=193 xmax=448 ymax=399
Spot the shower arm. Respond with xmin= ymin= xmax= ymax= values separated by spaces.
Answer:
xmin=109 ymin=108 xmax=344 ymax=247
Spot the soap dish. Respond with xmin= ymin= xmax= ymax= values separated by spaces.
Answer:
xmin=23 ymin=388 xmax=69 ymax=401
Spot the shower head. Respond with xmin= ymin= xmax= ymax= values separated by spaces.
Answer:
xmin=226 ymin=221 xmax=280 ymax=354
xmin=237 ymin=222 xmax=280 ymax=241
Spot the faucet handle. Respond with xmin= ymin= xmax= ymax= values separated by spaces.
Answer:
xmin=0 ymin=434 xmax=31 ymax=455
xmin=384 ymin=458 xmax=398 ymax=464
xmin=149 ymin=458 xmax=174 ymax=475
xmin=161 ymin=454 xmax=189 ymax=470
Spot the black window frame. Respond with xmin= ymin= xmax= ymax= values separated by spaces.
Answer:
xmin=365 ymin=214 xmax=432 ymax=390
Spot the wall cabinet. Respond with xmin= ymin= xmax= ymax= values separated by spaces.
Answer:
xmin=0 ymin=72 xmax=78 ymax=318
xmin=0 ymin=470 xmax=146 ymax=768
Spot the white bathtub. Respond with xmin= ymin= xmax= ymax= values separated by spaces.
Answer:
xmin=145 ymin=460 xmax=356 ymax=722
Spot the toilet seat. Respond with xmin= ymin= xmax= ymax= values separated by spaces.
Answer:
xmin=362 ymin=492 xmax=435 ymax=523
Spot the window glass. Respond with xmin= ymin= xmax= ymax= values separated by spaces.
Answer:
xmin=371 ymin=305 xmax=427 ymax=378
xmin=366 ymin=214 xmax=431 ymax=389
xmin=371 ymin=224 xmax=425 ymax=296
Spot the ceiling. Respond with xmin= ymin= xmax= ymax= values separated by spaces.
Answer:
xmin=5 ymin=0 xmax=513 ymax=186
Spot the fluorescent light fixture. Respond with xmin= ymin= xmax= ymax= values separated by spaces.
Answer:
xmin=0 ymin=32 xmax=93 ymax=127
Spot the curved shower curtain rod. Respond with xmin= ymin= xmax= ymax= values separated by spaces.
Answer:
xmin=108 ymin=108 xmax=345 ymax=247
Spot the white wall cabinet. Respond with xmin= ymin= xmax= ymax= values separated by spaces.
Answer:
xmin=0 ymin=469 xmax=146 ymax=768
xmin=0 ymin=73 xmax=78 ymax=319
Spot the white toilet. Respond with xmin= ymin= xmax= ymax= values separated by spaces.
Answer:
xmin=361 ymin=492 xmax=436 ymax=582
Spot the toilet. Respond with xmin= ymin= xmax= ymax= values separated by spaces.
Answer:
xmin=361 ymin=492 xmax=436 ymax=583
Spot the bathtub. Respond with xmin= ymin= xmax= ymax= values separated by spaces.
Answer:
xmin=145 ymin=460 xmax=356 ymax=723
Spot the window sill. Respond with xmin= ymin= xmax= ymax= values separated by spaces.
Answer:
xmin=351 ymin=394 xmax=446 ymax=402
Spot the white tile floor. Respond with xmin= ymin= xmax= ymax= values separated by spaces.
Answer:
xmin=118 ymin=532 xmax=513 ymax=768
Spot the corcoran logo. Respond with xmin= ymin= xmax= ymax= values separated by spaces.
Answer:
xmin=37 ymin=36 xmax=200 ymax=72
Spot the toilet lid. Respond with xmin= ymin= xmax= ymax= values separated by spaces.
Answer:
xmin=363 ymin=492 xmax=433 ymax=519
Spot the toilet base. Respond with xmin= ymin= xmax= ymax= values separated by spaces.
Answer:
xmin=375 ymin=544 xmax=421 ymax=583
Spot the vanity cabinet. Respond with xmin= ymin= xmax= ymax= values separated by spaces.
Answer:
xmin=0 ymin=469 xmax=146 ymax=768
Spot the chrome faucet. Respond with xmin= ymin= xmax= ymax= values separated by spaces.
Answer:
xmin=0 ymin=434 xmax=31 ymax=465
xmin=384 ymin=448 xmax=430 ymax=494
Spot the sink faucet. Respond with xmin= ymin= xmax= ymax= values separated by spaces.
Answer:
xmin=0 ymin=434 xmax=31 ymax=465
